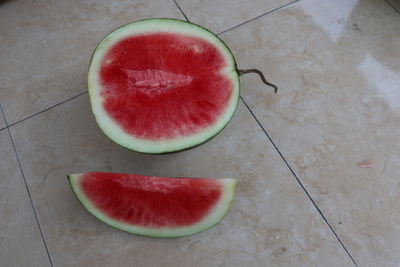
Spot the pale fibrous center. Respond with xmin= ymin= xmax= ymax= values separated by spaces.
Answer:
xmin=124 ymin=69 xmax=193 ymax=94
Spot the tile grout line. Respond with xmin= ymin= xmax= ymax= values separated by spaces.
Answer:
xmin=175 ymin=0 xmax=300 ymax=36
xmin=172 ymin=0 xmax=190 ymax=22
xmin=217 ymin=0 xmax=301 ymax=35
xmin=173 ymin=0 xmax=358 ymax=266
xmin=240 ymin=96 xmax=358 ymax=267
xmin=0 ymin=103 xmax=54 ymax=267
xmin=170 ymin=2 xmax=358 ymax=263
xmin=190 ymin=0 xmax=358 ymax=262
xmin=385 ymin=0 xmax=400 ymax=13
xmin=8 ymin=91 xmax=88 ymax=128
xmin=174 ymin=1 xmax=357 ymax=263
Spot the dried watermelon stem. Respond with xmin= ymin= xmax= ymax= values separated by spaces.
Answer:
xmin=237 ymin=69 xmax=278 ymax=93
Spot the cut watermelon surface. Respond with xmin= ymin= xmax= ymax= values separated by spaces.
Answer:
xmin=68 ymin=172 xmax=236 ymax=237
xmin=88 ymin=18 xmax=240 ymax=153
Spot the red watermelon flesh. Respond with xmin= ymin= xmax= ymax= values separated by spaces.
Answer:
xmin=81 ymin=172 xmax=221 ymax=227
xmin=68 ymin=172 xmax=236 ymax=237
xmin=100 ymin=33 xmax=231 ymax=139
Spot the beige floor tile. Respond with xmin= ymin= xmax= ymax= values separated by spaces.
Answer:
xmin=175 ymin=0 xmax=294 ymax=33
xmin=220 ymin=0 xmax=400 ymax=266
xmin=0 ymin=0 xmax=183 ymax=124
xmin=0 ymin=130 xmax=50 ymax=267
xmin=10 ymin=94 xmax=353 ymax=266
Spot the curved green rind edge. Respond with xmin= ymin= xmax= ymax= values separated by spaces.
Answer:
xmin=67 ymin=174 xmax=236 ymax=238
xmin=87 ymin=18 xmax=240 ymax=154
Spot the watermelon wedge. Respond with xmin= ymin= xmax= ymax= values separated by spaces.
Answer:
xmin=88 ymin=18 xmax=240 ymax=153
xmin=68 ymin=172 xmax=236 ymax=237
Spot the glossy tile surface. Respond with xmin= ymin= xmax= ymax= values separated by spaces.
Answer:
xmin=10 ymin=94 xmax=352 ymax=266
xmin=176 ymin=0 xmax=294 ymax=33
xmin=0 ymin=130 xmax=50 ymax=267
xmin=220 ymin=0 xmax=400 ymax=266
xmin=0 ymin=0 xmax=183 ymax=124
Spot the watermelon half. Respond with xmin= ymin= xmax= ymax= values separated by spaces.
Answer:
xmin=88 ymin=18 xmax=240 ymax=153
xmin=68 ymin=172 xmax=236 ymax=237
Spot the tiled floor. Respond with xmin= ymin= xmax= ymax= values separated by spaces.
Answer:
xmin=1 ymin=0 xmax=399 ymax=266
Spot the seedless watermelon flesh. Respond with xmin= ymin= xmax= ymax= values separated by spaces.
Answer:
xmin=88 ymin=18 xmax=240 ymax=153
xmin=68 ymin=172 xmax=236 ymax=237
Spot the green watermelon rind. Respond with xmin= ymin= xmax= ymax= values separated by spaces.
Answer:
xmin=87 ymin=18 xmax=240 ymax=154
xmin=67 ymin=174 xmax=236 ymax=238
